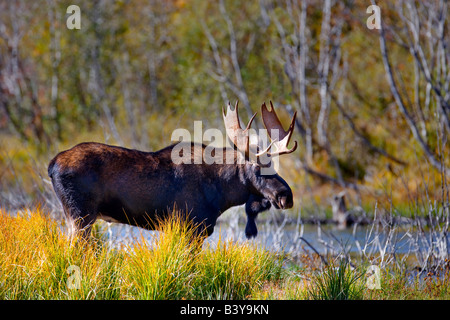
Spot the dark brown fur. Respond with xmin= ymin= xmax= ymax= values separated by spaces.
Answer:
xmin=48 ymin=141 xmax=293 ymax=239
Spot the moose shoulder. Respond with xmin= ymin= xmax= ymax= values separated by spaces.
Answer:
xmin=48 ymin=102 xmax=297 ymax=239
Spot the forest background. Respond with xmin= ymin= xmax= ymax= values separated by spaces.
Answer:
xmin=0 ymin=0 xmax=448 ymax=220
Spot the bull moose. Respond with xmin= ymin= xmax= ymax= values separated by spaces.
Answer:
xmin=48 ymin=102 xmax=297 ymax=240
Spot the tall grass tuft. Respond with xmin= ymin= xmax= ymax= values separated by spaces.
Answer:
xmin=0 ymin=208 xmax=124 ymax=299
xmin=193 ymin=237 xmax=284 ymax=299
xmin=123 ymin=212 xmax=202 ymax=300
xmin=123 ymin=214 xmax=284 ymax=300
xmin=307 ymin=259 xmax=364 ymax=300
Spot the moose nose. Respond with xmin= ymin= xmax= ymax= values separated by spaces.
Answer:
xmin=278 ymin=194 xmax=293 ymax=209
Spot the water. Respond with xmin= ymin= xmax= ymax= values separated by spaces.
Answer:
xmin=98 ymin=207 xmax=449 ymax=263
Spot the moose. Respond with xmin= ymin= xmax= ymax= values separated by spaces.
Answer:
xmin=48 ymin=101 xmax=297 ymax=240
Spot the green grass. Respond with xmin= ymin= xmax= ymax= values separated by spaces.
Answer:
xmin=192 ymin=236 xmax=284 ymax=299
xmin=123 ymin=212 xmax=202 ymax=300
xmin=307 ymin=259 xmax=364 ymax=300
xmin=362 ymin=266 xmax=450 ymax=300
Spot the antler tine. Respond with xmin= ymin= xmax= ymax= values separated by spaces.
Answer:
xmin=223 ymin=101 xmax=257 ymax=156
xmin=260 ymin=101 xmax=298 ymax=157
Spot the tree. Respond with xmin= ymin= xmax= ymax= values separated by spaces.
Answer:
xmin=0 ymin=1 xmax=50 ymax=147
xmin=376 ymin=0 xmax=449 ymax=177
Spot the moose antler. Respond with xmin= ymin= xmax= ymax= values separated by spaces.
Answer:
xmin=223 ymin=100 xmax=297 ymax=159
xmin=222 ymin=101 xmax=257 ymax=157
xmin=261 ymin=101 xmax=298 ymax=156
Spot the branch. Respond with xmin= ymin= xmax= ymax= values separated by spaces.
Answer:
xmin=301 ymin=161 xmax=359 ymax=190
xmin=218 ymin=0 xmax=253 ymax=119
xmin=376 ymin=2 xmax=449 ymax=176
xmin=201 ymin=20 xmax=229 ymax=103
xmin=328 ymin=88 xmax=407 ymax=166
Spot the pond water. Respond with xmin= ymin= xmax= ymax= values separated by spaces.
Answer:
xmin=98 ymin=208 xmax=449 ymax=264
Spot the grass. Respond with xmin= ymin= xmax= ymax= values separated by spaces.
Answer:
xmin=306 ymin=259 xmax=364 ymax=300
xmin=1 ymin=207 xmax=449 ymax=300
xmin=124 ymin=212 xmax=201 ymax=300
xmin=193 ymin=236 xmax=284 ymax=299
xmin=362 ymin=266 xmax=450 ymax=300
xmin=0 ymin=208 xmax=283 ymax=300
xmin=0 ymin=209 xmax=124 ymax=299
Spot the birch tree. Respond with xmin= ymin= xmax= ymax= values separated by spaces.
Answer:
xmin=376 ymin=0 xmax=450 ymax=176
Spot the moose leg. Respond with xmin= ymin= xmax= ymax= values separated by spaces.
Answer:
xmin=51 ymin=171 xmax=99 ymax=240
xmin=59 ymin=192 xmax=98 ymax=240
xmin=191 ymin=214 xmax=216 ymax=239
xmin=73 ymin=212 xmax=97 ymax=239
xmin=63 ymin=206 xmax=98 ymax=240
xmin=245 ymin=194 xmax=271 ymax=239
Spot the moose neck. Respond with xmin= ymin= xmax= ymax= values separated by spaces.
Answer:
xmin=214 ymin=150 xmax=252 ymax=213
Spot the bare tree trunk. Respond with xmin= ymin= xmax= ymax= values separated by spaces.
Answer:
xmin=317 ymin=0 xmax=331 ymax=148
xmin=376 ymin=0 xmax=450 ymax=176
xmin=317 ymin=0 xmax=345 ymax=184
xmin=47 ymin=0 xmax=62 ymax=140
xmin=90 ymin=0 xmax=123 ymax=145
xmin=297 ymin=0 xmax=313 ymax=164
xmin=401 ymin=0 xmax=450 ymax=130
xmin=146 ymin=0 xmax=160 ymax=112
xmin=218 ymin=0 xmax=253 ymax=118
xmin=0 ymin=1 xmax=50 ymax=147
xmin=201 ymin=20 xmax=229 ymax=104
xmin=116 ymin=52 xmax=139 ymax=148
xmin=202 ymin=0 xmax=256 ymax=121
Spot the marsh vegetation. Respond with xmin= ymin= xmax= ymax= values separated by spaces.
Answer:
xmin=1 ymin=207 xmax=449 ymax=300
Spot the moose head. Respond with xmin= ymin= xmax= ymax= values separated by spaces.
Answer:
xmin=222 ymin=101 xmax=297 ymax=237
